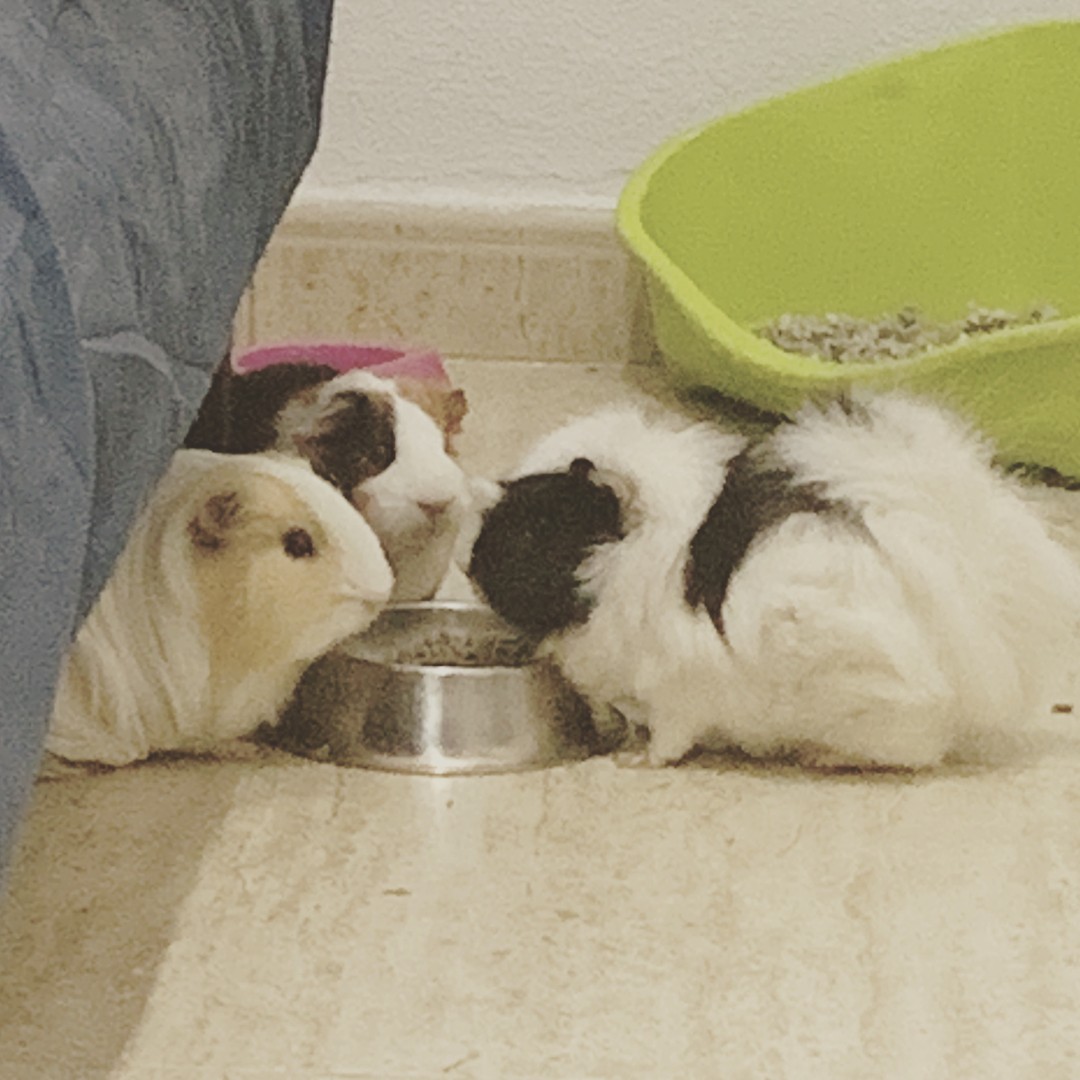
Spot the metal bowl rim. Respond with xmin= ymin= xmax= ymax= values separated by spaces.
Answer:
xmin=339 ymin=654 xmax=548 ymax=677
xmin=378 ymin=599 xmax=506 ymax=615
xmin=344 ymin=599 xmax=541 ymax=675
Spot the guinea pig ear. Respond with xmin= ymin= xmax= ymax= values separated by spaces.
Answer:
xmin=442 ymin=388 xmax=468 ymax=438
xmin=580 ymin=462 xmax=641 ymax=534
xmin=188 ymin=490 xmax=242 ymax=553
xmin=393 ymin=378 xmax=470 ymax=452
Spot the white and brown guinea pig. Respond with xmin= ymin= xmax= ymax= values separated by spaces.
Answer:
xmin=466 ymin=395 xmax=1080 ymax=771
xmin=44 ymin=449 xmax=394 ymax=769
xmin=185 ymin=361 xmax=472 ymax=601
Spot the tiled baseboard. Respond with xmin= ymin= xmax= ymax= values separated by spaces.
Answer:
xmin=233 ymin=201 xmax=654 ymax=365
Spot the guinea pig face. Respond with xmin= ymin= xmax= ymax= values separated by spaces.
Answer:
xmin=186 ymin=460 xmax=393 ymax=667
xmin=467 ymin=458 xmax=625 ymax=638
xmin=356 ymin=392 xmax=471 ymax=548
xmin=284 ymin=371 xmax=471 ymax=571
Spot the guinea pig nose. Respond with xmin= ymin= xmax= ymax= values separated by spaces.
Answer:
xmin=418 ymin=499 xmax=452 ymax=521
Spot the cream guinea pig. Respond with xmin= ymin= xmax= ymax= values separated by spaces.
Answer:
xmin=44 ymin=449 xmax=394 ymax=769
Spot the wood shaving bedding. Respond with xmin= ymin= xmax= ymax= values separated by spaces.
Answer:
xmin=757 ymin=303 xmax=1059 ymax=363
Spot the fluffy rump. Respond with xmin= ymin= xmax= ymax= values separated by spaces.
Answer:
xmin=714 ymin=392 xmax=1080 ymax=767
xmin=45 ymin=450 xmax=393 ymax=768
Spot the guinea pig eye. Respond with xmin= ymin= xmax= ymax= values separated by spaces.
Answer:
xmin=282 ymin=527 xmax=316 ymax=559
xmin=369 ymin=444 xmax=394 ymax=471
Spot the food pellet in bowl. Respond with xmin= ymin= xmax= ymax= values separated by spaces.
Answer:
xmin=357 ymin=628 xmax=538 ymax=668
xmin=757 ymin=302 xmax=1059 ymax=364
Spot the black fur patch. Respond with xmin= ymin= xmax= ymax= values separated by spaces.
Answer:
xmin=297 ymin=390 xmax=397 ymax=495
xmin=183 ymin=363 xmax=340 ymax=453
xmin=183 ymin=351 xmax=234 ymax=451
xmin=468 ymin=464 xmax=624 ymax=638
xmin=1006 ymin=461 xmax=1080 ymax=491
xmin=832 ymin=391 xmax=872 ymax=422
xmin=684 ymin=444 xmax=856 ymax=633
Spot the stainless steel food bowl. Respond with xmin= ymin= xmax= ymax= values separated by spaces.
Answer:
xmin=273 ymin=601 xmax=608 ymax=775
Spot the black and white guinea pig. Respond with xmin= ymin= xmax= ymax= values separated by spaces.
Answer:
xmin=185 ymin=361 xmax=473 ymax=601
xmin=466 ymin=395 xmax=1080 ymax=770
xmin=44 ymin=449 xmax=394 ymax=769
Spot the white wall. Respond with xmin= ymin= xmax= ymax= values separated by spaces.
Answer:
xmin=297 ymin=0 xmax=1080 ymax=211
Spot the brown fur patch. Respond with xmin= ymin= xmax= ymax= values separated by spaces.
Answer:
xmin=188 ymin=491 xmax=241 ymax=552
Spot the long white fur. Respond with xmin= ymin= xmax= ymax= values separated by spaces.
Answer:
xmin=45 ymin=450 xmax=394 ymax=768
xmin=510 ymin=394 xmax=1080 ymax=769
xmin=277 ymin=368 xmax=473 ymax=601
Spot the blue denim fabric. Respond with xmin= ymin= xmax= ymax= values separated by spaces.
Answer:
xmin=0 ymin=0 xmax=334 ymax=881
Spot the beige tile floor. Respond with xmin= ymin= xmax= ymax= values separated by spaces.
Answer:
xmin=4 ymin=361 xmax=1080 ymax=1080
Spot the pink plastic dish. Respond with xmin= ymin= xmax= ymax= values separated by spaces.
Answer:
xmin=231 ymin=341 xmax=452 ymax=386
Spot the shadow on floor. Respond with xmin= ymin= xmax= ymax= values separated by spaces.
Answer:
xmin=679 ymin=740 xmax=1075 ymax=789
xmin=0 ymin=751 xmax=289 ymax=1079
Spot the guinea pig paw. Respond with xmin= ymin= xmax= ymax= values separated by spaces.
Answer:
xmin=467 ymin=476 xmax=503 ymax=511
xmin=612 ymin=747 xmax=653 ymax=770
xmin=645 ymin=727 xmax=698 ymax=768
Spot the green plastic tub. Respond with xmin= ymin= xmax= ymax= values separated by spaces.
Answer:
xmin=617 ymin=20 xmax=1080 ymax=474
